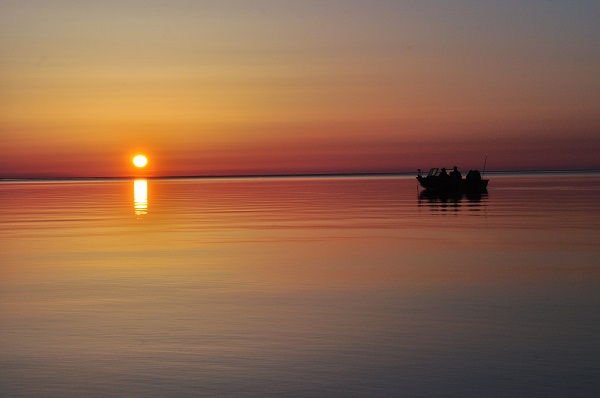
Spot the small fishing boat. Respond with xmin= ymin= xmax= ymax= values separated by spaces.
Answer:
xmin=417 ymin=168 xmax=488 ymax=192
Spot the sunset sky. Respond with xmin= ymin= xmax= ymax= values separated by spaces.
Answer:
xmin=1 ymin=0 xmax=599 ymax=177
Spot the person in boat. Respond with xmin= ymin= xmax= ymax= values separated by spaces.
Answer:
xmin=466 ymin=169 xmax=482 ymax=182
xmin=449 ymin=166 xmax=462 ymax=181
xmin=438 ymin=167 xmax=449 ymax=180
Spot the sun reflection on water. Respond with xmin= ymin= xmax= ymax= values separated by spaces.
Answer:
xmin=133 ymin=179 xmax=148 ymax=216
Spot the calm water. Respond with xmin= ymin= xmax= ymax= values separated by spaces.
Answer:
xmin=1 ymin=174 xmax=599 ymax=397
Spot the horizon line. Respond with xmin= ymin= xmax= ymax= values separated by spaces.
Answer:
xmin=1 ymin=168 xmax=599 ymax=182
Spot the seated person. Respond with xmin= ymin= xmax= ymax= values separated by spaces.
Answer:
xmin=466 ymin=170 xmax=482 ymax=182
xmin=438 ymin=168 xmax=449 ymax=179
xmin=449 ymin=166 xmax=462 ymax=180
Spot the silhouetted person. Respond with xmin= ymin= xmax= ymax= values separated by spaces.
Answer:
xmin=438 ymin=168 xmax=449 ymax=180
xmin=450 ymin=166 xmax=462 ymax=181
xmin=467 ymin=170 xmax=481 ymax=184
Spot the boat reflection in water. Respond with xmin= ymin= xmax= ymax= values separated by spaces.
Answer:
xmin=418 ymin=187 xmax=488 ymax=212
xmin=133 ymin=179 xmax=148 ymax=217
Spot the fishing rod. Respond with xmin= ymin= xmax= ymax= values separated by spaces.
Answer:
xmin=482 ymin=154 xmax=488 ymax=177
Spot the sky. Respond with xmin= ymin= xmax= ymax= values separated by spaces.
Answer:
xmin=1 ymin=0 xmax=599 ymax=177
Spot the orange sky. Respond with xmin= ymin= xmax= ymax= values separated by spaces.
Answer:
xmin=1 ymin=1 xmax=599 ymax=177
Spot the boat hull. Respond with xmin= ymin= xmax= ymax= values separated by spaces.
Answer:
xmin=417 ymin=176 xmax=488 ymax=192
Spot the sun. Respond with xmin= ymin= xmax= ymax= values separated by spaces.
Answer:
xmin=132 ymin=155 xmax=148 ymax=168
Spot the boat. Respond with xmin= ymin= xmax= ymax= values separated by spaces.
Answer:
xmin=417 ymin=168 xmax=488 ymax=192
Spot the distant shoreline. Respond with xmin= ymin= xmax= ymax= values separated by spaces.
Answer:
xmin=1 ymin=169 xmax=599 ymax=182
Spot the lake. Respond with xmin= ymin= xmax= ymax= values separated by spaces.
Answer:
xmin=1 ymin=173 xmax=599 ymax=397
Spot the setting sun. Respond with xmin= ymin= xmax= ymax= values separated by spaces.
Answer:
xmin=132 ymin=155 xmax=148 ymax=168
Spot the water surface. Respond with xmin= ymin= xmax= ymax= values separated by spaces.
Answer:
xmin=1 ymin=174 xmax=599 ymax=397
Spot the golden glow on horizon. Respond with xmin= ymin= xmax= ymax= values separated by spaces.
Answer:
xmin=134 ymin=179 xmax=148 ymax=216
xmin=133 ymin=155 xmax=148 ymax=168
xmin=0 ymin=2 xmax=599 ymax=177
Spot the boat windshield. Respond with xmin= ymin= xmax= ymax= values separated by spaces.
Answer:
xmin=427 ymin=168 xmax=439 ymax=177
